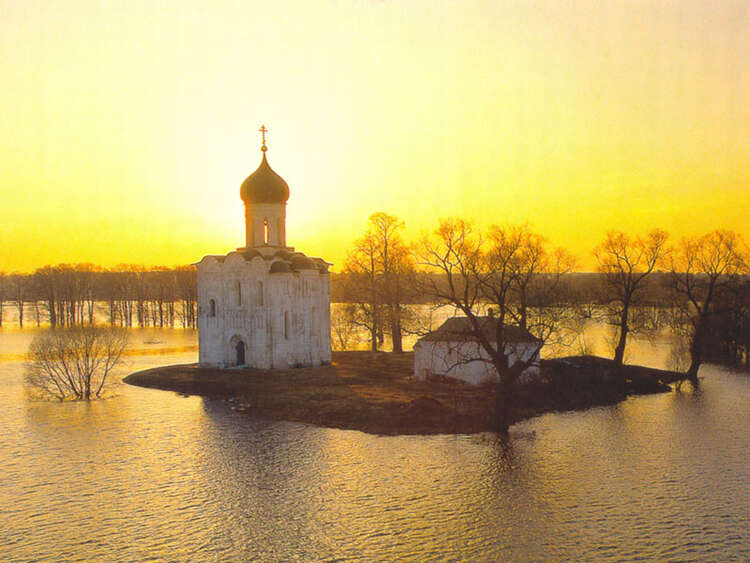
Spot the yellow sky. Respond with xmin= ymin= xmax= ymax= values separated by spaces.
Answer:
xmin=1 ymin=0 xmax=748 ymax=272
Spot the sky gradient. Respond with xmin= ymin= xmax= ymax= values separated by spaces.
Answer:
xmin=1 ymin=0 xmax=748 ymax=272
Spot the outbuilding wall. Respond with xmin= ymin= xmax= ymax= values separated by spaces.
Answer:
xmin=413 ymin=340 xmax=540 ymax=385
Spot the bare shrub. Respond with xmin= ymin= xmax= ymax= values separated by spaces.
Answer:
xmin=25 ymin=327 xmax=129 ymax=400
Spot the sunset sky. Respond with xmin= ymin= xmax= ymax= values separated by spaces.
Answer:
xmin=1 ymin=0 xmax=748 ymax=272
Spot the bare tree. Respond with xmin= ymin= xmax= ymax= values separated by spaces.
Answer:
xmin=342 ymin=221 xmax=384 ymax=351
xmin=33 ymin=266 xmax=58 ymax=327
xmin=175 ymin=266 xmax=197 ymax=328
xmin=8 ymin=273 xmax=26 ymax=327
xmin=670 ymin=230 xmax=748 ymax=383
xmin=25 ymin=327 xmax=129 ymax=400
xmin=330 ymin=303 xmax=358 ymax=351
xmin=0 ymin=271 xmax=5 ymax=327
xmin=503 ymin=226 xmax=577 ymax=355
xmin=341 ymin=212 xmax=418 ymax=352
xmin=418 ymin=219 xmax=570 ymax=432
xmin=594 ymin=230 xmax=669 ymax=368
xmin=369 ymin=212 xmax=415 ymax=353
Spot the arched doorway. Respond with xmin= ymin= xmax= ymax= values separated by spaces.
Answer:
xmin=235 ymin=340 xmax=246 ymax=366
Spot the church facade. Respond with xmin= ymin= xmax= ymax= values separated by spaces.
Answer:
xmin=196 ymin=130 xmax=332 ymax=369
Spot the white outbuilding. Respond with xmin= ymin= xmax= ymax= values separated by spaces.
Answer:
xmin=414 ymin=317 xmax=541 ymax=385
xmin=196 ymin=130 xmax=332 ymax=369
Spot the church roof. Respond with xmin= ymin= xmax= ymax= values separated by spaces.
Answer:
xmin=290 ymin=255 xmax=317 ymax=270
xmin=199 ymin=248 xmax=329 ymax=274
xmin=240 ymin=153 xmax=290 ymax=204
xmin=418 ymin=317 xmax=539 ymax=344
xmin=269 ymin=261 xmax=292 ymax=273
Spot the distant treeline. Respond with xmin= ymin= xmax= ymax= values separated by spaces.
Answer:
xmin=0 ymin=265 xmax=742 ymax=313
xmin=332 ymin=271 xmax=677 ymax=306
xmin=0 ymin=266 xmax=675 ymax=328
xmin=701 ymin=279 xmax=750 ymax=368
xmin=2 ymin=262 xmax=749 ymax=370
xmin=0 ymin=265 xmax=197 ymax=329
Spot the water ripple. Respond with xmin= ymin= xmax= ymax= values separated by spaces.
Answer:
xmin=1 ymin=341 xmax=750 ymax=560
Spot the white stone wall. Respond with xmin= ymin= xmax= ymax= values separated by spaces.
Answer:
xmin=196 ymin=252 xmax=331 ymax=369
xmin=413 ymin=340 xmax=540 ymax=386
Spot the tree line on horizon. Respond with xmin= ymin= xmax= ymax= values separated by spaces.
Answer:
xmin=0 ymin=264 xmax=197 ymax=329
xmin=3 ymin=214 xmax=750 ymax=431
xmin=2 ymin=217 xmax=749 ymax=378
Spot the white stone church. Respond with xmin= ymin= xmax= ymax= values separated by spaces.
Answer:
xmin=196 ymin=129 xmax=332 ymax=369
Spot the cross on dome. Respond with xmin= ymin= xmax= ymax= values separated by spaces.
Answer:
xmin=259 ymin=125 xmax=268 ymax=153
xmin=240 ymin=125 xmax=289 ymax=206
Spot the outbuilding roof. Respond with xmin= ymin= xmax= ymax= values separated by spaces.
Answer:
xmin=419 ymin=316 xmax=540 ymax=344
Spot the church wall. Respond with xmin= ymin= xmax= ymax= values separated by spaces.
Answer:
xmin=267 ymin=270 xmax=331 ymax=368
xmin=197 ymin=255 xmax=331 ymax=369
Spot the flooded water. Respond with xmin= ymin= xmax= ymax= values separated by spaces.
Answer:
xmin=2 ymin=326 xmax=750 ymax=561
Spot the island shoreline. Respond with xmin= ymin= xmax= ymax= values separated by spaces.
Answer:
xmin=123 ymin=351 xmax=683 ymax=436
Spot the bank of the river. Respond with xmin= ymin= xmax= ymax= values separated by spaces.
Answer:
xmin=124 ymin=351 xmax=683 ymax=435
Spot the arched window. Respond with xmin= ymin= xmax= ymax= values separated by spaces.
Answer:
xmin=235 ymin=281 xmax=242 ymax=306
xmin=263 ymin=218 xmax=270 ymax=245
xmin=256 ymin=281 xmax=264 ymax=306
xmin=284 ymin=311 xmax=290 ymax=340
xmin=208 ymin=299 xmax=216 ymax=317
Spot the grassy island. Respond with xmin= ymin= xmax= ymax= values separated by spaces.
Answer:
xmin=123 ymin=352 xmax=684 ymax=435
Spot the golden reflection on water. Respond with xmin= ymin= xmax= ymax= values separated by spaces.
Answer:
xmin=2 ymin=328 xmax=750 ymax=560
xmin=0 ymin=327 xmax=199 ymax=363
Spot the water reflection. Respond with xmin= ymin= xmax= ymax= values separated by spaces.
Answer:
xmin=2 ymin=330 xmax=750 ymax=560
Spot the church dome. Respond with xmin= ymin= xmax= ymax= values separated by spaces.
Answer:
xmin=291 ymin=255 xmax=317 ymax=270
xmin=269 ymin=260 xmax=292 ymax=274
xmin=240 ymin=153 xmax=290 ymax=204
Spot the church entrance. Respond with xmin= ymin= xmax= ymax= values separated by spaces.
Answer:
xmin=235 ymin=340 xmax=246 ymax=366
